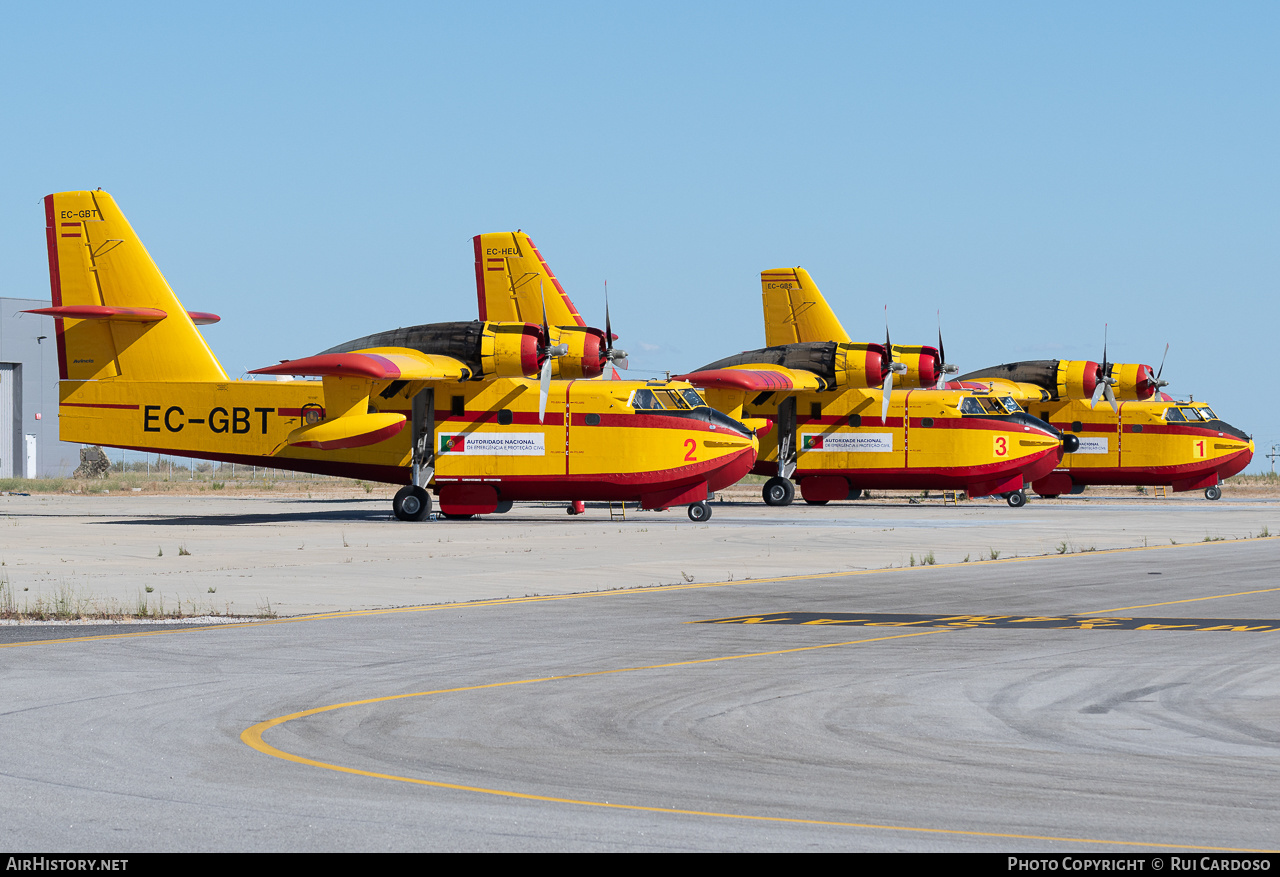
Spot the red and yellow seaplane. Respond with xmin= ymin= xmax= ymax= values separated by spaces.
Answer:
xmin=30 ymin=192 xmax=756 ymax=521
xmin=956 ymin=344 xmax=1253 ymax=500
xmin=674 ymin=267 xmax=1076 ymax=508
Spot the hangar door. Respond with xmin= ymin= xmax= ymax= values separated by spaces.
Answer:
xmin=0 ymin=363 xmax=16 ymax=478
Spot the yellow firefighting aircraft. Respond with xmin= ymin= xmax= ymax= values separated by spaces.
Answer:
xmin=29 ymin=191 xmax=756 ymax=521
xmin=674 ymin=267 xmax=1076 ymax=508
xmin=955 ymin=344 xmax=1253 ymax=500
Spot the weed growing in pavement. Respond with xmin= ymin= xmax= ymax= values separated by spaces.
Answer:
xmin=178 ymin=545 xmax=191 ymax=556
xmin=922 ymin=551 xmax=936 ymax=565
xmin=988 ymin=548 xmax=1001 ymax=560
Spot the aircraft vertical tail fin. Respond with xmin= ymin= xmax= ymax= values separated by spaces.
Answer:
xmin=36 ymin=191 xmax=227 ymax=382
xmin=760 ymin=267 xmax=851 ymax=346
xmin=473 ymin=231 xmax=586 ymax=328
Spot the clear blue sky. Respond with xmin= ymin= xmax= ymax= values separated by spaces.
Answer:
xmin=2 ymin=2 xmax=1277 ymax=469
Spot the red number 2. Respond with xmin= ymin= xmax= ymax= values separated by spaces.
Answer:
xmin=684 ymin=438 xmax=697 ymax=461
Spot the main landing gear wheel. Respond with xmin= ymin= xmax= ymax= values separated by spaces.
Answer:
xmin=1205 ymin=486 xmax=1222 ymax=501
xmin=688 ymin=501 xmax=712 ymax=522
xmin=1005 ymin=489 xmax=1027 ymax=508
xmin=763 ymin=476 xmax=795 ymax=507
xmin=392 ymin=485 xmax=431 ymax=521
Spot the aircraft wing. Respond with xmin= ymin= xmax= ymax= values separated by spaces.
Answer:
xmin=761 ymin=267 xmax=851 ymax=346
xmin=672 ymin=365 xmax=825 ymax=392
xmin=948 ymin=377 xmax=1048 ymax=405
xmin=474 ymin=231 xmax=586 ymax=328
xmin=249 ymin=348 xmax=472 ymax=381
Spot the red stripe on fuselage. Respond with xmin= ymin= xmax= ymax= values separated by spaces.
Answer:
xmin=61 ymin=402 xmax=141 ymax=410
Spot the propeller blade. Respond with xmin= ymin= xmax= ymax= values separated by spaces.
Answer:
xmin=882 ymin=369 xmax=894 ymax=423
xmin=613 ymin=355 xmax=629 ymax=370
xmin=1090 ymin=380 xmax=1106 ymax=410
xmin=1104 ymin=381 xmax=1119 ymax=414
xmin=539 ymin=357 xmax=552 ymax=424
xmin=1154 ymin=342 xmax=1169 ymax=388
xmin=604 ymin=281 xmax=612 ymax=351
xmin=540 ymin=281 xmax=551 ymax=349
xmin=936 ymin=311 xmax=947 ymax=388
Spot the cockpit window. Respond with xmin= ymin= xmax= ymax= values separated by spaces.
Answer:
xmin=630 ymin=389 xmax=664 ymax=410
xmin=959 ymin=397 xmax=983 ymax=415
xmin=1200 ymin=406 xmax=1217 ymax=420
xmin=1163 ymin=407 xmax=1186 ymax=422
xmin=657 ymin=389 xmax=692 ymax=410
xmin=978 ymin=397 xmax=1006 ymax=414
xmin=679 ymin=388 xmax=707 ymax=408
xmin=999 ymin=396 xmax=1022 ymax=414
xmin=1180 ymin=407 xmax=1204 ymax=421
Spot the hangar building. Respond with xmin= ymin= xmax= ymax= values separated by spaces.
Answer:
xmin=1 ymin=296 xmax=83 ymax=478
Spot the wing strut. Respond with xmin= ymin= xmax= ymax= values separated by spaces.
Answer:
xmin=411 ymin=388 xmax=435 ymax=488
xmin=776 ymin=396 xmax=797 ymax=479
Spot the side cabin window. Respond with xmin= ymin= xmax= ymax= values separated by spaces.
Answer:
xmin=1180 ymin=407 xmax=1205 ymax=422
xmin=959 ymin=397 xmax=984 ymax=415
xmin=450 ymin=395 xmax=465 ymax=417
xmin=1163 ymin=407 xmax=1186 ymax=422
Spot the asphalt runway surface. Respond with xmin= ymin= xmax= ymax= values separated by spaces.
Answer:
xmin=2 ymin=537 xmax=1278 ymax=852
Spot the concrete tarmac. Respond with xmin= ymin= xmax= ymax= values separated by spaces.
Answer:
xmin=1 ymin=492 xmax=1278 ymax=616
xmin=0 ymin=506 xmax=1277 ymax=850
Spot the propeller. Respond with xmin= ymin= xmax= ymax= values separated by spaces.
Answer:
xmin=1090 ymin=324 xmax=1119 ymax=413
xmin=602 ymin=280 xmax=629 ymax=372
xmin=935 ymin=310 xmax=959 ymax=389
xmin=1151 ymin=343 xmax=1170 ymax=397
xmin=537 ymin=282 xmax=568 ymax=423
xmin=881 ymin=307 xmax=908 ymax=423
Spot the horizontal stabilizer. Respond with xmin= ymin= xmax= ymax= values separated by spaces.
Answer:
xmin=673 ymin=366 xmax=824 ymax=392
xmin=24 ymin=305 xmax=167 ymax=323
xmin=286 ymin=413 xmax=407 ymax=450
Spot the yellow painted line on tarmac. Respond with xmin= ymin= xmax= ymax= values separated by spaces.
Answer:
xmin=1084 ymin=585 xmax=1280 ymax=615
xmin=241 ymin=627 xmax=1274 ymax=853
xmin=7 ymin=534 xmax=1277 ymax=647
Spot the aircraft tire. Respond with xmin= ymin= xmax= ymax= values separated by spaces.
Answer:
xmin=1205 ymin=486 xmax=1222 ymax=501
xmin=1006 ymin=490 xmax=1027 ymax=508
xmin=803 ymin=499 xmax=829 ymax=505
xmin=688 ymin=501 xmax=712 ymax=522
xmin=763 ymin=477 xmax=795 ymax=507
xmin=392 ymin=485 xmax=432 ymax=522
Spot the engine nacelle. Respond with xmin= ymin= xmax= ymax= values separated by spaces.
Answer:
xmin=832 ymin=342 xmax=888 ymax=390
xmin=891 ymin=344 xmax=943 ymax=389
xmin=549 ymin=326 xmax=607 ymax=379
xmin=479 ymin=321 xmax=542 ymax=377
xmin=1054 ymin=360 xmax=1100 ymax=400
xmin=1108 ymin=362 xmax=1157 ymax=401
